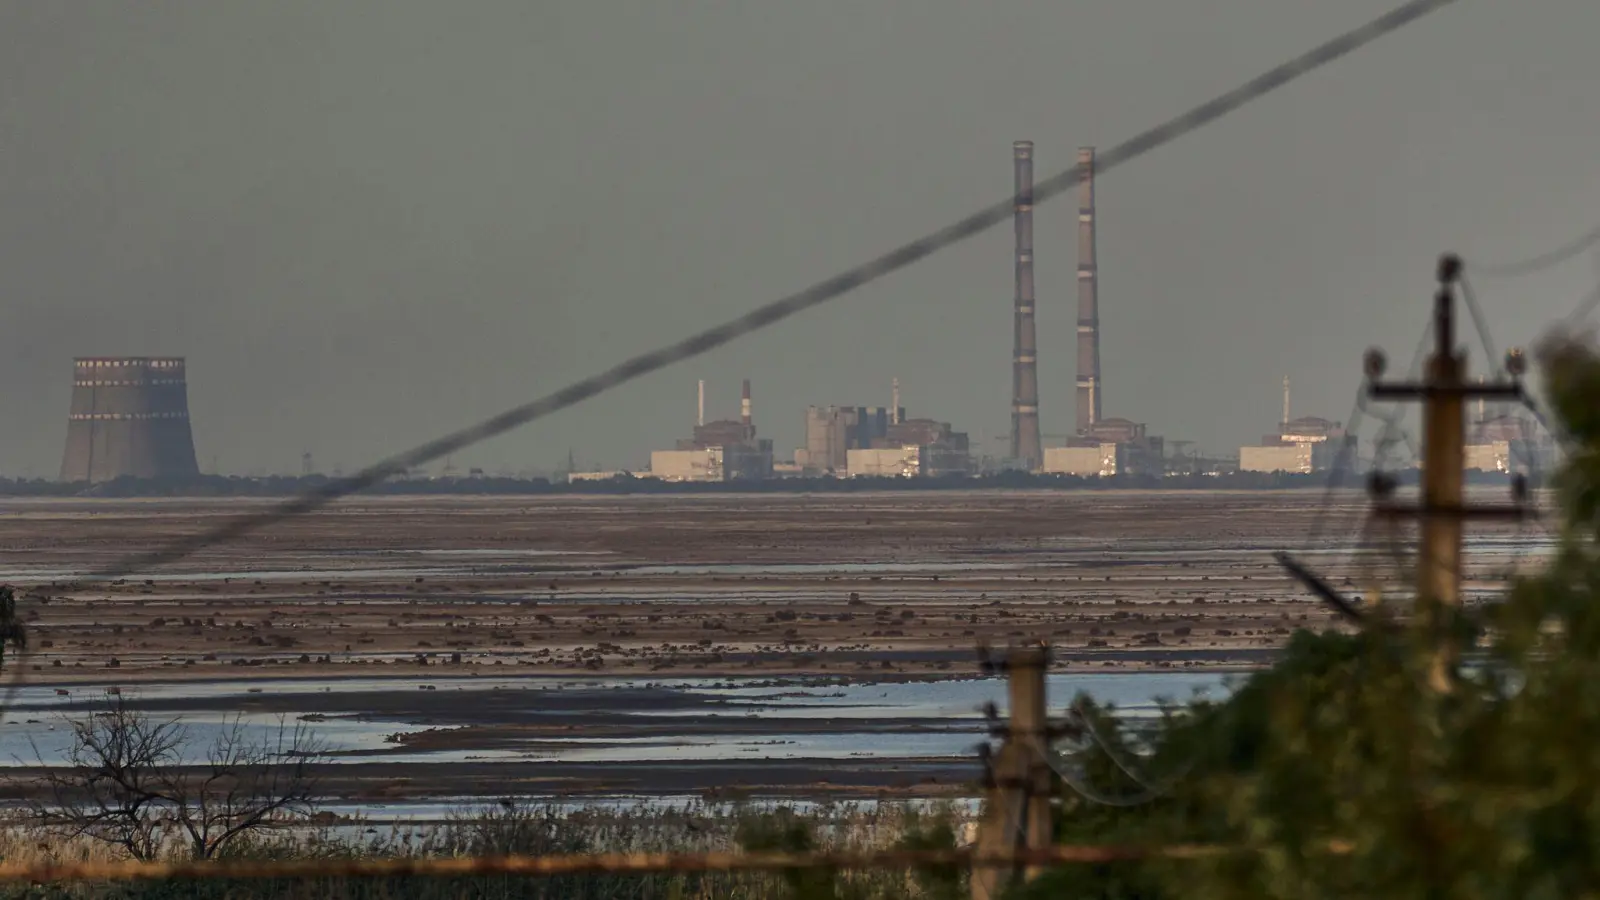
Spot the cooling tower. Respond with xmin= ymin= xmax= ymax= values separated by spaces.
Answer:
xmin=59 ymin=357 xmax=200 ymax=483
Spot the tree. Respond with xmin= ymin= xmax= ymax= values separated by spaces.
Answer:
xmin=1015 ymin=335 xmax=1600 ymax=898
xmin=32 ymin=693 xmax=324 ymax=860
xmin=0 ymin=585 xmax=27 ymax=670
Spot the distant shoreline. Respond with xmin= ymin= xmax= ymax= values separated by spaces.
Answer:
xmin=0 ymin=467 xmax=1518 ymax=499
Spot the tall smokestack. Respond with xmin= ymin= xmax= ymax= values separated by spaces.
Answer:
xmin=697 ymin=380 xmax=705 ymax=427
xmin=1282 ymin=375 xmax=1291 ymax=429
xmin=1010 ymin=141 xmax=1043 ymax=469
xmin=1075 ymin=146 xmax=1102 ymax=434
xmin=892 ymin=377 xmax=901 ymax=425
xmin=741 ymin=379 xmax=752 ymax=427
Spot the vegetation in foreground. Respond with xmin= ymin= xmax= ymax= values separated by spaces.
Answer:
xmin=1015 ymin=336 xmax=1600 ymax=898
xmin=0 ymin=800 xmax=968 ymax=900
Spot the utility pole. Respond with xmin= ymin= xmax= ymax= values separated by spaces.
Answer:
xmin=1365 ymin=254 xmax=1528 ymax=692
xmin=972 ymin=643 xmax=1055 ymax=900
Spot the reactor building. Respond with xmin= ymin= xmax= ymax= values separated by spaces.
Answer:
xmin=848 ymin=415 xmax=971 ymax=478
xmin=1238 ymin=377 xmax=1344 ymax=474
xmin=798 ymin=380 xmax=971 ymax=478
xmin=648 ymin=379 xmax=775 ymax=482
xmin=798 ymin=405 xmax=899 ymax=475
xmin=59 ymin=357 xmax=201 ymax=483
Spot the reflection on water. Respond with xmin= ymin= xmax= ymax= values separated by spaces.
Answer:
xmin=0 ymin=672 xmax=1229 ymax=769
xmin=0 ymin=713 xmax=436 ymax=767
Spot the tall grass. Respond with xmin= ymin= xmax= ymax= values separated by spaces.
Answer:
xmin=0 ymin=800 xmax=971 ymax=900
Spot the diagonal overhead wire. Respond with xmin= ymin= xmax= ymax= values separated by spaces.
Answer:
xmin=1467 ymin=224 xmax=1600 ymax=279
xmin=86 ymin=0 xmax=1461 ymax=582
xmin=1456 ymin=276 xmax=1502 ymax=375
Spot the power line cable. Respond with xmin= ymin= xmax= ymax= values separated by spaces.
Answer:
xmin=78 ymin=0 xmax=1462 ymax=582
xmin=1300 ymin=318 xmax=1437 ymax=555
xmin=1467 ymin=224 xmax=1600 ymax=279
xmin=1559 ymin=283 xmax=1600 ymax=328
xmin=1456 ymin=275 xmax=1502 ymax=375
xmin=1069 ymin=702 xmax=1197 ymax=797
xmin=1037 ymin=738 xmax=1180 ymax=808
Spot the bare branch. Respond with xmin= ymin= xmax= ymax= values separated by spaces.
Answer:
xmin=29 ymin=694 xmax=325 ymax=861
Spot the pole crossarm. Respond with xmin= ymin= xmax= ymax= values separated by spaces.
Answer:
xmin=1356 ymin=253 xmax=1533 ymax=691
xmin=1371 ymin=503 xmax=1534 ymax=521
xmin=1368 ymin=384 xmax=1523 ymax=400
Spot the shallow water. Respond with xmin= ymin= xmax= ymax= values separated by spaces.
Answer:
xmin=0 ymin=671 xmax=1228 ymax=769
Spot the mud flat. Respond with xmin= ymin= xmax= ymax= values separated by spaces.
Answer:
xmin=0 ymin=490 xmax=1541 ymax=684
xmin=0 ymin=490 xmax=1544 ymax=802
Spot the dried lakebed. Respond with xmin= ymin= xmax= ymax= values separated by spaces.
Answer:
xmin=0 ymin=490 xmax=1547 ymax=804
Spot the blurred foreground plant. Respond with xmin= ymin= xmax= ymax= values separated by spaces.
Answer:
xmin=1018 ymin=337 xmax=1600 ymax=899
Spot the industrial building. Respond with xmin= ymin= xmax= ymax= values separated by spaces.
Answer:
xmin=1238 ymin=378 xmax=1344 ymax=474
xmin=1239 ymin=440 xmax=1338 ymax=475
xmin=1042 ymin=443 xmax=1122 ymax=477
xmin=847 ymin=446 xmax=924 ymax=478
xmin=878 ymin=417 xmax=971 ymax=476
xmin=1045 ymin=420 xmax=1166 ymax=477
xmin=568 ymin=470 xmax=629 ymax=482
xmin=804 ymin=411 xmax=971 ymax=478
xmin=1466 ymin=410 xmax=1554 ymax=474
xmin=649 ymin=379 xmax=774 ymax=482
xmin=797 ymin=378 xmax=970 ymax=477
xmin=649 ymin=447 xmax=729 ymax=482
xmin=799 ymin=405 xmax=899 ymax=475
xmin=59 ymin=357 xmax=200 ymax=483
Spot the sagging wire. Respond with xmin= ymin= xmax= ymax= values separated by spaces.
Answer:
xmin=1304 ymin=318 xmax=1434 ymax=616
xmin=1042 ymin=744 xmax=1178 ymax=809
xmin=1466 ymin=223 xmax=1600 ymax=280
xmin=1070 ymin=700 xmax=1197 ymax=796
xmin=1286 ymin=315 xmax=1435 ymax=624
xmin=1035 ymin=702 xmax=1198 ymax=808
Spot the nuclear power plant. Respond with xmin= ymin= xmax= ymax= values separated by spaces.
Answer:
xmin=59 ymin=357 xmax=200 ymax=483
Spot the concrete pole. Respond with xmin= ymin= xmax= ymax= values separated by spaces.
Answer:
xmin=1010 ymin=646 xmax=1053 ymax=882
xmin=970 ymin=645 xmax=1052 ymax=899
xmin=1419 ymin=261 xmax=1466 ymax=693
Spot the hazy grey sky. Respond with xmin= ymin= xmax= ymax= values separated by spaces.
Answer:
xmin=2 ymin=1 xmax=1597 ymax=476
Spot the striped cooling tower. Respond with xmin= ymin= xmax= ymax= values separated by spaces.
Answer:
xmin=59 ymin=357 xmax=200 ymax=483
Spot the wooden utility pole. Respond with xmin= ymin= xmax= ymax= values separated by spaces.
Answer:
xmin=972 ymin=643 xmax=1054 ymax=900
xmin=1367 ymin=254 xmax=1527 ymax=691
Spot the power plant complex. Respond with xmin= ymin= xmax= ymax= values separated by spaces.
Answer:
xmin=636 ymin=141 xmax=1177 ymax=483
xmin=44 ymin=147 xmax=1544 ymax=487
xmin=59 ymin=357 xmax=200 ymax=483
